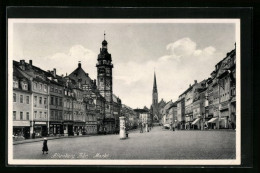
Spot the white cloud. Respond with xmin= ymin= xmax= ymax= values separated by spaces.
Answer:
xmin=113 ymin=37 xmax=225 ymax=108
xmin=166 ymin=37 xmax=196 ymax=57
xmin=44 ymin=45 xmax=97 ymax=78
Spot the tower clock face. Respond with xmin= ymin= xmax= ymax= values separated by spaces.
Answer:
xmin=98 ymin=68 xmax=105 ymax=73
xmin=106 ymin=68 xmax=111 ymax=73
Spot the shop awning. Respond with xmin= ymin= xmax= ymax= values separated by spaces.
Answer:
xmin=208 ymin=117 xmax=218 ymax=123
xmin=191 ymin=118 xmax=200 ymax=125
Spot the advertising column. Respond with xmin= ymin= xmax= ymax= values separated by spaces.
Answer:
xmin=119 ymin=116 xmax=126 ymax=139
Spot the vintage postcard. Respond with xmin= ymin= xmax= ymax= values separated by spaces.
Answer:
xmin=8 ymin=18 xmax=240 ymax=165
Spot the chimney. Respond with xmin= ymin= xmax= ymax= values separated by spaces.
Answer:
xmin=20 ymin=60 xmax=25 ymax=65
xmin=19 ymin=60 xmax=25 ymax=70
xmin=78 ymin=61 xmax=81 ymax=68
xmin=86 ymin=73 xmax=89 ymax=77
xmin=189 ymin=84 xmax=191 ymax=88
xmin=29 ymin=60 xmax=32 ymax=66
xmin=94 ymin=79 xmax=96 ymax=86
xmin=194 ymin=80 xmax=197 ymax=84
xmin=53 ymin=68 xmax=56 ymax=77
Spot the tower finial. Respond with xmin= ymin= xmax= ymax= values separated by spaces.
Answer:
xmin=104 ymin=31 xmax=106 ymax=40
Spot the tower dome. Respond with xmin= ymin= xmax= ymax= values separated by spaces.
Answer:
xmin=102 ymin=40 xmax=108 ymax=46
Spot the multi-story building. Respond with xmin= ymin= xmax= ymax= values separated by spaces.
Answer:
xmin=134 ymin=108 xmax=151 ymax=132
xmin=176 ymin=93 xmax=186 ymax=130
xmin=63 ymin=78 xmax=74 ymax=136
xmin=15 ymin=60 xmax=50 ymax=138
xmin=113 ymin=94 xmax=122 ymax=131
xmin=217 ymin=49 xmax=236 ymax=129
xmin=13 ymin=64 xmax=32 ymax=139
xmin=192 ymin=80 xmax=207 ymax=130
xmin=184 ymin=84 xmax=194 ymax=130
xmin=72 ymin=82 xmax=85 ymax=135
xmin=47 ymin=69 xmax=64 ymax=136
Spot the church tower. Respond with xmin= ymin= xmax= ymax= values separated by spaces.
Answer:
xmin=152 ymin=71 xmax=159 ymax=122
xmin=96 ymin=32 xmax=114 ymax=120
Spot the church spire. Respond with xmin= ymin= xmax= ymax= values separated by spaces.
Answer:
xmin=153 ymin=71 xmax=157 ymax=93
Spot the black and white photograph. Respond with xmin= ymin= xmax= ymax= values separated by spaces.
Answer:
xmin=8 ymin=18 xmax=240 ymax=165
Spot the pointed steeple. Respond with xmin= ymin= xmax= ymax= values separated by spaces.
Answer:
xmin=153 ymin=71 xmax=157 ymax=93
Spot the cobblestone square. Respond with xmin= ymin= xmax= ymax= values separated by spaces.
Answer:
xmin=13 ymin=127 xmax=236 ymax=160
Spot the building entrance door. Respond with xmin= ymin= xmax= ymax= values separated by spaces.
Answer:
xmin=68 ymin=125 xmax=73 ymax=136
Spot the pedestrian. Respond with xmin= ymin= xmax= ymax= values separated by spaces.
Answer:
xmin=42 ymin=138 xmax=48 ymax=154
xmin=140 ymin=123 xmax=143 ymax=133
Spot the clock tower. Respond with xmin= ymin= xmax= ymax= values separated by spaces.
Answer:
xmin=96 ymin=33 xmax=114 ymax=120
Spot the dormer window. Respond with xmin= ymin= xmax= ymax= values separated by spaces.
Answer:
xmin=39 ymin=84 xmax=42 ymax=90
xmin=13 ymin=81 xmax=18 ymax=88
xmin=22 ymin=82 xmax=28 ymax=90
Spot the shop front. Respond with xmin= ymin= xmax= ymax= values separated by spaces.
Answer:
xmin=74 ymin=121 xmax=85 ymax=135
xmin=191 ymin=118 xmax=201 ymax=130
xmin=13 ymin=121 xmax=31 ymax=140
xmin=33 ymin=121 xmax=48 ymax=138
xmin=185 ymin=113 xmax=193 ymax=130
xmin=49 ymin=122 xmax=63 ymax=136
xmin=63 ymin=121 xmax=74 ymax=136
xmin=207 ymin=117 xmax=219 ymax=129
xmin=219 ymin=101 xmax=230 ymax=129
xmin=85 ymin=121 xmax=98 ymax=134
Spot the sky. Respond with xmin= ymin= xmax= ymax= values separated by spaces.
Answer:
xmin=11 ymin=20 xmax=236 ymax=109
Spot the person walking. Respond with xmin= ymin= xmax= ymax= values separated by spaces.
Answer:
xmin=42 ymin=138 xmax=48 ymax=154
xmin=140 ymin=122 xmax=143 ymax=133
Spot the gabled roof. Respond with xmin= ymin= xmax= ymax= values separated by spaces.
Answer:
xmin=68 ymin=63 xmax=93 ymax=86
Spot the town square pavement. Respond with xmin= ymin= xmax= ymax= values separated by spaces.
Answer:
xmin=13 ymin=126 xmax=236 ymax=160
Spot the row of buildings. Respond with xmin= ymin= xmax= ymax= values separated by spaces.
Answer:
xmin=12 ymin=37 xmax=123 ymax=139
xmin=151 ymin=46 xmax=236 ymax=130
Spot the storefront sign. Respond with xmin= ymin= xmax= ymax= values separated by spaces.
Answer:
xmin=13 ymin=121 xmax=30 ymax=127
xmin=34 ymin=122 xmax=47 ymax=125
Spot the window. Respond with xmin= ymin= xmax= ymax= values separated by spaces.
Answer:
xmin=34 ymin=96 xmax=37 ymax=107
xmin=65 ymin=90 xmax=67 ymax=95
xmin=39 ymin=84 xmax=42 ymax=90
xmin=55 ymin=97 xmax=58 ymax=106
xmin=23 ymin=83 xmax=28 ymax=90
xmin=44 ymin=112 xmax=47 ymax=119
xmin=51 ymin=86 xmax=54 ymax=92
xmin=39 ymin=97 xmax=42 ymax=104
xmin=44 ymin=98 xmax=47 ymax=105
xmin=26 ymin=112 xmax=29 ymax=120
xmin=59 ymin=89 xmax=62 ymax=94
xmin=59 ymin=98 xmax=62 ymax=106
xmin=34 ymin=111 xmax=37 ymax=118
xmin=13 ymin=81 xmax=18 ymax=88
xmin=13 ymin=93 xmax=16 ymax=102
xmin=26 ymin=96 xmax=29 ymax=104
xmin=59 ymin=111 xmax=62 ymax=120
xmin=44 ymin=85 xmax=47 ymax=92
xmin=13 ymin=111 xmax=16 ymax=120
xmin=20 ymin=95 xmax=23 ymax=103
xmin=40 ymin=111 xmax=42 ymax=118
xmin=55 ymin=111 xmax=58 ymax=120
xmin=20 ymin=112 xmax=23 ymax=120
xmin=51 ymin=110 xmax=54 ymax=119
xmin=51 ymin=96 xmax=54 ymax=105
xmin=55 ymin=88 xmax=58 ymax=93
xmin=33 ymin=82 xmax=37 ymax=90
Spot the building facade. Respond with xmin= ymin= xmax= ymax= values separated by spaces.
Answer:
xmin=47 ymin=69 xmax=64 ymax=136
xmin=13 ymin=64 xmax=32 ymax=139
